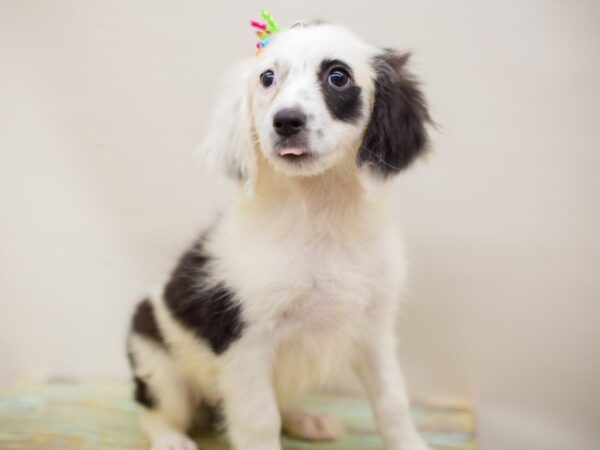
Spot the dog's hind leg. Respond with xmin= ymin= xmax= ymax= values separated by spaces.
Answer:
xmin=281 ymin=408 xmax=345 ymax=441
xmin=129 ymin=334 xmax=198 ymax=450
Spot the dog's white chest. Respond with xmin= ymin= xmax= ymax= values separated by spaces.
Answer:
xmin=266 ymin=236 xmax=382 ymax=332
xmin=215 ymin=194 xmax=404 ymax=336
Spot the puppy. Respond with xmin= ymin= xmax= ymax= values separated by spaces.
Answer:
xmin=127 ymin=21 xmax=431 ymax=450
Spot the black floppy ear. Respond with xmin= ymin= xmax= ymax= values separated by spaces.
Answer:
xmin=358 ymin=50 xmax=430 ymax=177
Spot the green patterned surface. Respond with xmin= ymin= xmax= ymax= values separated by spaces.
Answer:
xmin=0 ymin=380 xmax=476 ymax=449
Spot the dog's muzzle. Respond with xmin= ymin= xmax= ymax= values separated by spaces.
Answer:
xmin=273 ymin=108 xmax=311 ymax=159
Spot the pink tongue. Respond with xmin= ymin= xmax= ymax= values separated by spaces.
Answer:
xmin=279 ymin=147 xmax=304 ymax=156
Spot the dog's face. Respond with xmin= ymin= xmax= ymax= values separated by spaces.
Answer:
xmin=250 ymin=25 xmax=375 ymax=177
xmin=201 ymin=23 xmax=430 ymax=185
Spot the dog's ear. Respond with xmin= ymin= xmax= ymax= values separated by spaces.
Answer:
xmin=198 ymin=61 xmax=257 ymax=191
xmin=357 ymin=50 xmax=430 ymax=178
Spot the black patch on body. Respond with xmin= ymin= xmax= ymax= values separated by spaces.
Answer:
xmin=358 ymin=50 xmax=430 ymax=176
xmin=127 ymin=344 xmax=155 ymax=408
xmin=130 ymin=298 xmax=165 ymax=346
xmin=318 ymin=59 xmax=363 ymax=123
xmin=133 ymin=376 xmax=155 ymax=408
xmin=127 ymin=299 xmax=165 ymax=408
xmin=198 ymin=401 xmax=225 ymax=428
xmin=164 ymin=238 xmax=244 ymax=355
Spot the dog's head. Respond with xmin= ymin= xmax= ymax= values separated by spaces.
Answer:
xmin=201 ymin=23 xmax=430 ymax=188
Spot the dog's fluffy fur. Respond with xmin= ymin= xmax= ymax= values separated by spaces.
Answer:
xmin=127 ymin=22 xmax=431 ymax=450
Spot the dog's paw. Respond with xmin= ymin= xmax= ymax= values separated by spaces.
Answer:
xmin=151 ymin=433 xmax=198 ymax=450
xmin=282 ymin=409 xmax=345 ymax=441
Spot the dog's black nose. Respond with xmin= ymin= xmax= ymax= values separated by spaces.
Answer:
xmin=273 ymin=108 xmax=307 ymax=137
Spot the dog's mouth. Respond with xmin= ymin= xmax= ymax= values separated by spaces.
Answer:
xmin=277 ymin=147 xmax=312 ymax=161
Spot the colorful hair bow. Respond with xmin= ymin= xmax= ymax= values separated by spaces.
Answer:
xmin=250 ymin=10 xmax=280 ymax=55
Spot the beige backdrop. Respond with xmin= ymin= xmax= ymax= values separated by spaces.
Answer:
xmin=1 ymin=1 xmax=599 ymax=449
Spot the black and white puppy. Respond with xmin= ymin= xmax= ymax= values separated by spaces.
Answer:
xmin=127 ymin=22 xmax=431 ymax=450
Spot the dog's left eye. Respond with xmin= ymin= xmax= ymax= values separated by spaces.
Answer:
xmin=327 ymin=68 xmax=351 ymax=89
xmin=260 ymin=70 xmax=276 ymax=88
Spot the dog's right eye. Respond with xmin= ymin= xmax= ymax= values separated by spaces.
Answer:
xmin=260 ymin=70 xmax=276 ymax=88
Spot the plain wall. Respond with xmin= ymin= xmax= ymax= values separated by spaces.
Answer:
xmin=1 ymin=1 xmax=599 ymax=449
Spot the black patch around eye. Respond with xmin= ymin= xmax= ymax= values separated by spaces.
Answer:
xmin=318 ymin=59 xmax=362 ymax=123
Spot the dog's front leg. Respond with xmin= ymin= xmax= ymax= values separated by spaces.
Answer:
xmin=219 ymin=337 xmax=281 ymax=450
xmin=356 ymin=325 xmax=430 ymax=450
